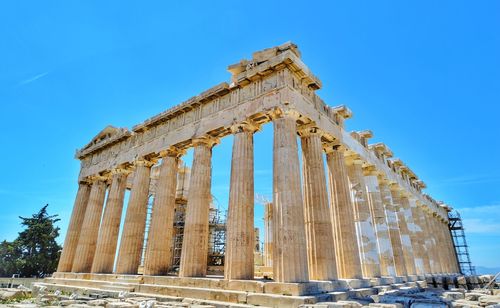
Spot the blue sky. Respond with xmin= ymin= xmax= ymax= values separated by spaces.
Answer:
xmin=0 ymin=1 xmax=499 ymax=270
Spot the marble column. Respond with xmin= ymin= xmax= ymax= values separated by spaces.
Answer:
xmin=421 ymin=209 xmax=439 ymax=274
xmin=91 ymin=169 xmax=129 ymax=273
xmin=263 ymin=202 xmax=273 ymax=268
xmin=71 ymin=176 xmax=107 ymax=273
xmin=272 ymin=110 xmax=309 ymax=283
xmin=441 ymin=218 xmax=459 ymax=273
xmin=400 ymin=196 xmax=425 ymax=275
xmin=143 ymin=148 xmax=183 ymax=276
xmin=364 ymin=167 xmax=396 ymax=277
xmin=422 ymin=211 xmax=438 ymax=273
xmin=300 ymin=127 xmax=337 ymax=281
xmin=430 ymin=215 xmax=446 ymax=273
xmin=57 ymin=181 xmax=91 ymax=272
xmin=179 ymin=136 xmax=218 ymax=277
xmin=346 ymin=158 xmax=381 ymax=278
xmin=225 ymin=123 xmax=258 ymax=280
xmin=325 ymin=145 xmax=362 ymax=279
xmin=390 ymin=186 xmax=417 ymax=275
xmin=410 ymin=201 xmax=431 ymax=274
xmin=115 ymin=158 xmax=155 ymax=274
xmin=378 ymin=177 xmax=407 ymax=277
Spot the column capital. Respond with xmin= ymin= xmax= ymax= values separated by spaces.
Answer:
xmin=230 ymin=121 xmax=261 ymax=134
xmin=111 ymin=167 xmax=133 ymax=176
xmin=87 ymin=174 xmax=110 ymax=183
xmin=192 ymin=135 xmax=220 ymax=148
xmin=322 ymin=140 xmax=342 ymax=151
xmin=159 ymin=146 xmax=185 ymax=158
xmin=362 ymin=164 xmax=380 ymax=176
xmin=269 ymin=107 xmax=301 ymax=121
xmin=377 ymin=174 xmax=390 ymax=184
xmin=297 ymin=125 xmax=323 ymax=138
xmin=134 ymin=158 xmax=156 ymax=168
xmin=389 ymin=183 xmax=403 ymax=192
xmin=344 ymin=151 xmax=364 ymax=166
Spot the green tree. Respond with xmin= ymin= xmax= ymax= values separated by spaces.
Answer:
xmin=0 ymin=240 xmax=20 ymax=276
xmin=0 ymin=204 xmax=62 ymax=277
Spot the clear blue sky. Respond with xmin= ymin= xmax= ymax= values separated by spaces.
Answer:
xmin=0 ymin=1 xmax=499 ymax=271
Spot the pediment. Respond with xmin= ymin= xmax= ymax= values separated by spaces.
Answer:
xmin=76 ymin=125 xmax=131 ymax=159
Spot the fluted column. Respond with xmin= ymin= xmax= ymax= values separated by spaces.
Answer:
xmin=57 ymin=181 xmax=91 ymax=272
xmin=410 ymin=201 xmax=431 ymax=274
xmin=364 ymin=167 xmax=395 ymax=277
xmin=115 ymin=158 xmax=155 ymax=274
xmin=390 ymin=186 xmax=417 ymax=275
xmin=299 ymin=127 xmax=337 ymax=281
xmin=378 ymin=177 xmax=407 ymax=277
xmin=225 ymin=122 xmax=258 ymax=280
xmin=421 ymin=208 xmax=438 ymax=274
xmin=272 ymin=109 xmax=309 ymax=283
xmin=423 ymin=211 xmax=439 ymax=273
xmin=264 ymin=202 xmax=273 ymax=267
xmin=91 ymin=168 xmax=129 ymax=273
xmin=143 ymin=148 xmax=183 ymax=276
xmin=346 ymin=158 xmax=381 ymax=278
xmin=400 ymin=195 xmax=424 ymax=275
xmin=441 ymin=217 xmax=459 ymax=273
xmin=430 ymin=215 xmax=446 ymax=273
xmin=179 ymin=136 xmax=218 ymax=277
xmin=71 ymin=176 xmax=107 ymax=273
xmin=325 ymin=145 xmax=362 ymax=279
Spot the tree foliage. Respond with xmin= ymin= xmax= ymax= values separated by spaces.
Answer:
xmin=0 ymin=204 xmax=62 ymax=277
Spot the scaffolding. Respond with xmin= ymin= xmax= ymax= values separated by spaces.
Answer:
xmin=448 ymin=210 xmax=476 ymax=275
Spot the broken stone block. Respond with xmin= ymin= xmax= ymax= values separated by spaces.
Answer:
xmin=442 ymin=291 xmax=465 ymax=300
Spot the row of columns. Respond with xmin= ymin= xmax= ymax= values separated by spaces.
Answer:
xmin=58 ymin=109 xmax=460 ymax=282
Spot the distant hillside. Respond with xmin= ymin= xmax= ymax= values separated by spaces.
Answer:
xmin=475 ymin=266 xmax=500 ymax=276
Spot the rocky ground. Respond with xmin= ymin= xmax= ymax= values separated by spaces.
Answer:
xmin=0 ymin=281 xmax=499 ymax=308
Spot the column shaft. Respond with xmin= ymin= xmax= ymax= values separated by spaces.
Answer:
xmin=378 ymin=178 xmax=407 ymax=277
xmin=272 ymin=112 xmax=309 ymax=283
xmin=391 ymin=189 xmax=417 ymax=275
xmin=143 ymin=152 xmax=180 ymax=276
xmin=401 ymin=196 xmax=425 ymax=275
xmin=423 ymin=212 xmax=439 ymax=273
xmin=264 ymin=203 xmax=273 ymax=267
xmin=326 ymin=148 xmax=362 ymax=279
xmin=57 ymin=183 xmax=91 ymax=272
xmin=301 ymin=131 xmax=337 ymax=280
xmin=91 ymin=171 xmax=128 ymax=273
xmin=115 ymin=160 xmax=153 ymax=274
xmin=347 ymin=161 xmax=381 ymax=278
xmin=365 ymin=173 xmax=396 ymax=277
xmin=430 ymin=216 xmax=446 ymax=273
xmin=225 ymin=128 xmax=255 ymax=280
xmin=410 ymin=202 xmax=431 ymax=274
xmin=179 ymin=139 xmax=215 ymax=277
xmin=71 ymin=178 xmax=107 ymax=272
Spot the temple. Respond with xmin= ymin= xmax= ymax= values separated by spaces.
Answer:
xmin=44 ymin=42 xmax=465 ymax=306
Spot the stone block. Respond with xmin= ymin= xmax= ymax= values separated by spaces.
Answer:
xmin=442 ymin=291 xmax=465 ymax=300
xmin=348 ymin=288 xmax=377 ymax=298
xmin=465 ymin=292 xmax=485 ymax=301
xmin=302 ymin=301 xmax=363 ymax=308
xmin=328 ymin=291 xmax=349 ymax=301
xmin=263 ymin=281 xmax=321 ymax=296
xmin=451 ymin=299 xmax=481 ymax=308
xmin=409 ymin=300 xmax=447 ymax=307
xmin=339 ymin=279 xmax=371 ymax=289
xmin=479 ymin=295 xmax=500 ymax=306
xmin=368 ymin=304 xmax=403 ymax=308
xmin=247 ymin=293 xmax=316 ymax=307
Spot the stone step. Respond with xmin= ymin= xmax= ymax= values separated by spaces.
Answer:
xmin=348 ymin=287 xmax=377 ymax=298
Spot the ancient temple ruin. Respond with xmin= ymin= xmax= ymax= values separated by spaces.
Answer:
xmin=45 ymin=42 xmax=466 ymax=306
